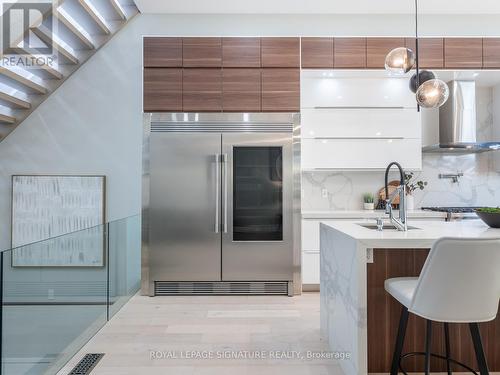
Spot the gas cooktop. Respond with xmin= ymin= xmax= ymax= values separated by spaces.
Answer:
xmin=421 ymin=206 xmax=482 ymax=213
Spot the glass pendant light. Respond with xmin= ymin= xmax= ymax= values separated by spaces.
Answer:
xmin=384 ymin=0 xmax=449 ymax=109
xmin=409 ymin=70 xmax=435 ymax=93
xmin=416 ymin=79 xmax=450 ymax=108
xmin=385 ymin=47 xmax=415 ymax=74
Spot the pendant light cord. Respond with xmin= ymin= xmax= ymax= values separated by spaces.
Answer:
xmin=415 ymin=0 xmax=420 ymax=111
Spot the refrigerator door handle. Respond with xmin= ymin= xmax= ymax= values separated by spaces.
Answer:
xmin=214 ymin=154 xmax=220 ymax=233
xmin=222 ymin=153 xmax=228 ymax=233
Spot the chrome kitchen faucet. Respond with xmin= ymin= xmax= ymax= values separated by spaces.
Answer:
xmin=384 ymin=162 xmax=408 ymax=231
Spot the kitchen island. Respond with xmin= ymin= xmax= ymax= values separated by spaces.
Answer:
xmin=320 ymin=219 xmax=500 ymax=375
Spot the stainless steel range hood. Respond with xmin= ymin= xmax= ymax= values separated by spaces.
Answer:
xmin=423 ymin=80 xmax=500 ymax=153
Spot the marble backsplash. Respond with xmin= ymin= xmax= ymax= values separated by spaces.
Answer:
xmin=302 ymin=153 xmax=500 ymax=210
xmin=302 ymin=86 xmax=500 ymax=211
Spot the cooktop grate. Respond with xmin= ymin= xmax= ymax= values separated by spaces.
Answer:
xmin=68 ymin=353 xmax=104 ymax=375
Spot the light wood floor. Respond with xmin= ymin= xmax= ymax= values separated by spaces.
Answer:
xmin=57 ymin=292 xmax=343 ymax=375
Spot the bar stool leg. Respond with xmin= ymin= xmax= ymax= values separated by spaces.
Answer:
xmin=425 ymin=320 xmax=432 ymax=375
xmin=444 ymin=323 xmax=452 ymax=375
xmin=469 ymin=323 xmax=489 ymax=375
xmin=390 ymin=307 xmax=409 ymax=375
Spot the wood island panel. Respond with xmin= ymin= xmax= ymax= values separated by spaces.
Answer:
xmin=367 ymin=248 xmax=500 ymax=373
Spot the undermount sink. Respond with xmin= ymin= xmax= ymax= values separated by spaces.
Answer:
xmin=357 ymin=223 xmax=421 ymax=231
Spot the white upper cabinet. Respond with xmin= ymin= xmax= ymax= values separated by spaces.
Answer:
xmin=301 ymin=138 xmax=422 ymax=170
xmin=300 ymin=71 xmax=422 ymax=170
xmin=301 ymin=108 xmax=421 ymax=139
xmin=301 ymin=74 xmax=416 ymax=109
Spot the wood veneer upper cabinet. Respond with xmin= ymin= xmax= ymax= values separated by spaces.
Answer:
xmin=143 ymin=68 xmax=182 ymax=112
xmin=261 ymin=68 xmax=300 ymax=112
xmin=222 ymin=38 xmax=261 ymax=68
xmin=261 ymin=37 xmax=300 ymax=68
xmin=444 ymin=38 xmax=483 ymax=68
xmin=183 ymin=69 xmax=222 ymax=112
xmin=404 ymin=38 xmax=444 ymax=69
xmin=483 ymin=38 xmax=500 ymax=68
xmin=222 ymin=69 xmax=261 ymax=112
xmin=333 ymin=38 xmax=366 ymax=68
xmin=183 ymin=37 xmax=222 ymax=67
xmin=366 ymin=38 xmax=405 ymax=68
xmin=301 ymin=37 xmax=334 ymax=69
xmin=143 ymin=37 xmax=182 ymax=67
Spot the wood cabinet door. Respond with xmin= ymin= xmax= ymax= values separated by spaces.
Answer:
xmin=366 ymin=38 xmax=405 ymax=68
xmin=483 ymin=38 xmax=500 ymax=68
xmin=222 ymin=37 xmax=261 ymax=68
xmin=301 ymin=37 xmax=334 ymax=69
xmin=222 ymin=69 xmax=261 ymax=112
xmin=261 ymin=37 xmax=300 ymax=68
xmin=404 ymin=38 xmax=444 ymax=69
xmin=333 ymin=38 xmax=366 ymax=68
xmin=183 ymin=69 xmax=222 ymax=112
xmin=261 ymin=68 xmax=300 ymax=112
xmin=183 ymin=37 xmax=222 ymax=67
xmin=444 ymin=38 xmax=483 ymax=68
xmin=143 ymin=68 xmax=182 ymax=112
xmin=143 ymin=37 xmax=182 ymax=67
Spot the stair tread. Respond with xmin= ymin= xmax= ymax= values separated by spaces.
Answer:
xmin=54 ymin=8 xmax=96 ymax=50
xmin=0 ymin=106 xmax=16 ymax=124
xmin=0 ymin=83 xmax=31 ymax=109
xmin=32 ymin=26 xmax=79 ymax=64
xmin=110 ymin=0 xmax=127 ymax=20
xmin=0 ymin=66 xmax=48 ymax=94
xmin=79 ymin=0 xmax=111 ymax=34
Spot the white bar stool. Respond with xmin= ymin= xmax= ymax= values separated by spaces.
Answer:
xmin=385 ymin=237 xmax=500 ymax=375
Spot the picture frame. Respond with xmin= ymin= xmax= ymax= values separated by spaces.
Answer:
xmin=11 ymin=175 xmax=106 ymax=267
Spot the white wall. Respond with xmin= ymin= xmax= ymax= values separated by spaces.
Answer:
xmin=1 ymin=13 xmax=500 ymax=249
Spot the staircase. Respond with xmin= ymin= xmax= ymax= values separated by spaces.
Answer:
xmin=0 ymin=0 xmax=139 ymax=140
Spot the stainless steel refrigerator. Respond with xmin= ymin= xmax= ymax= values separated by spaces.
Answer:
xmin=142 ymin=113 xmax=301 ymax=296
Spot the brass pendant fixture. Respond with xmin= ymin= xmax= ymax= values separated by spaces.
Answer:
xmin=384 ymin=0 xmax=449 ymax=109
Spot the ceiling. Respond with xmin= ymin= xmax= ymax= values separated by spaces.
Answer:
xmin=134 ymin=0 xmax=500 ymax=15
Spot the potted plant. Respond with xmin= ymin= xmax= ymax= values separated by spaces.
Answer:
xmin=475 ymin=207 xmax=500 ymax=228
xmin=363 ymin=193 xmax=375 ymax=210
xmin=404 ymin=172 xmax=428 ymax=210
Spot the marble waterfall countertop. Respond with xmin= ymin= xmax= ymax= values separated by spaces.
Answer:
xmin=321 ymin=219 xmax=500 ymax=248
xmin=319 ymin=219 xmax=500 ymax=375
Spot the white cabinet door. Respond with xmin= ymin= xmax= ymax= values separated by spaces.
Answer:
xmin=301 ymin=108 xmax=421 ymax=139
xmin=301 ymin=138 xmax=422 ymax=170
xmin=301 ymin=220 xmax=321 ymax=250
xmin=302 ymin=250 xmax=320 ymax=284
xmin=301 ymin=76 xmax=416 ymax=109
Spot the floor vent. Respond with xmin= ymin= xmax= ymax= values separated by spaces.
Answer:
xmin=155 ymin=281 xmax=289 ymax=296
xmin=68 ymin=353 xmax=104 ymax=375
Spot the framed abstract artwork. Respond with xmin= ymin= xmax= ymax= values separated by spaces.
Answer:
xmin=11 ymin=175 xmax=106 ymax=267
